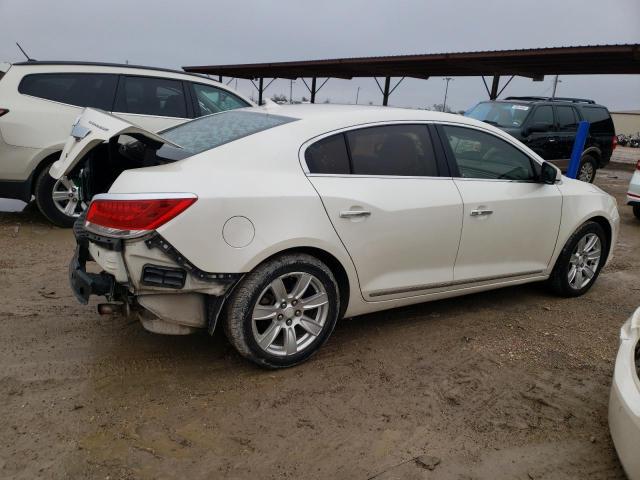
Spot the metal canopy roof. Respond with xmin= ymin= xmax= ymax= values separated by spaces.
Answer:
xmin=183 ymin=44 xmax=640 ymax=80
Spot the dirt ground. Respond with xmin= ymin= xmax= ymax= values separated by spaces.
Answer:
xmin=1 ymin=167 xmax=639 ymax=480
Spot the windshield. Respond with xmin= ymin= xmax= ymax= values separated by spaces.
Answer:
xmin=160 ymin=110 xmax=297 ymax=154
xmin=465 ymin=102 xmax=531 ymax=128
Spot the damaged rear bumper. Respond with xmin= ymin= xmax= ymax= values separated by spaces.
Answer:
xmin=69 ymin=216 xmax=241 ymax=334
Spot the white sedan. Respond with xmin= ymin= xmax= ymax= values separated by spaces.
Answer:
xmin=628 ymin=159 xmax=640 ymax=219
xmin=53 ymin=105 xmax=620 ymax=368
xmin=609 ymin=307 xmax=640 ymax=480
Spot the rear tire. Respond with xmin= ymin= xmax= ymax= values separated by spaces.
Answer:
xmin=34 ymin=167 xmax=85 ymax=228
xmin=547 ymin=221 xmax=607 ymax=297
xmin=223 ymin=253 xmax=339 ymax=369
xmin=577 ymin=155 xmax=597 ymax=183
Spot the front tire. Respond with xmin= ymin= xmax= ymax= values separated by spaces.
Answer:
xmin=34 ymin=168 xmax=86 ymax=228
xmin=223 ymin=253 xmax=340 ymax=368
xmin=633 ymin=205 xmax=640 ymax=220
xmin=548 ymin=221 xmax=607 ymax=297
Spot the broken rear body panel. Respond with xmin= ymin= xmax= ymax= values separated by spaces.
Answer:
xmin=62 ymin=109 xmax=241 ymax=334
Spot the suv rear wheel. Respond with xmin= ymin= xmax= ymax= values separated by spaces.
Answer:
xmin=34 ymin=167 xmax=86 ymax=227
xmin=577 ymin=155 xmax=597 ymax=183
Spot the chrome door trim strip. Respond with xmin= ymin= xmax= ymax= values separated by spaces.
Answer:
xmin=367 ymin=269 xmax=545 ymax=298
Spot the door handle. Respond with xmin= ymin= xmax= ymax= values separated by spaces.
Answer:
xmin=340 ymin=209 xmax=371 ymax=219
xmin=470 ymin=209 xmax=493 ymax=217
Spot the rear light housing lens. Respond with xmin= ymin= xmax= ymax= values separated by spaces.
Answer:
xmin=0 ymin=108 xmax=9 ymax=117
xmin=612 ymin=135 xmax=618 ymax=151
xmin=85 ymin=194 xmax=197 ymax=238
xmin=636 ymin=160 xmax=640 ymax=171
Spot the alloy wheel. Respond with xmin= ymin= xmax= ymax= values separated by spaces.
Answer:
xmin=52 ymin=175 xmax=86 ymax=218
xmin=251 ymin=272 xmax=329 ymax=356
xmin=567 ymin=233 xmax=601 ymax=289
xmin=578 ymin=162 xmax=595 ymax=182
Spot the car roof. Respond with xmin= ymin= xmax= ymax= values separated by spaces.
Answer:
xmin=11 ymin=60 xmax=211 ymax=81
xmin=254 ymin=103 xmax=503 ymax=136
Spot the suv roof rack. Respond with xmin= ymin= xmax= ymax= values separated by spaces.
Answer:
xmin=505 ymin=96 xmax=596 ymax=104
xmin=11 ymin=60 xmax=212 ymax=81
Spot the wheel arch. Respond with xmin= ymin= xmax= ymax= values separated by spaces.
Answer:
xmin=29 ymin=149 xmax=63 ymax=195
xmin=582 ymin=147 xmax=601 ymax=163
xmin=586 ymin=215 xmax=613 ymax=262
xmin=207 ymin=244 xmax=354 ymax=336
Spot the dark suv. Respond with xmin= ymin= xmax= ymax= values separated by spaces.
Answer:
xmin=465 ymin=96 xmax=616 ymax=182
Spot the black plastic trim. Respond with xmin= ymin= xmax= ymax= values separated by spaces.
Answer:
xmin=0 ymin=179 xmax=32 ymax=202
xmin=141 ymin=264 xmax=187 ymax=289
xmin=144 ymin=234 xmax=240 ymax=284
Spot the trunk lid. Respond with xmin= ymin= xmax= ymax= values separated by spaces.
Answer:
xmin=49 ymin=108 xmax=181 ymax=179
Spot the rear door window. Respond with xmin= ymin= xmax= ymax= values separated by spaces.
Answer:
xmin=114 ymin=75 xmax=187 ymax=118
xmin=345 ymin=124 xmax=438 ymax=176
xmin=528 ymin=105 xmax=555 ymax=132
xmin=18 ymin=73 xmax=117 ymax=110
xmin=191 ymin=83 xmax=249 ymax=116
xmin=556 ymin=106 xmax=579 ymax=131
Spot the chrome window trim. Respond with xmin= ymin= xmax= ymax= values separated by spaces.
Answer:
xmin=299 ymin=120 xmax=441 ymax=177
xmin=306 ymin=173 xmax=452 ymax=180
xmin=298 ymin=119 xmax=546 ymax=180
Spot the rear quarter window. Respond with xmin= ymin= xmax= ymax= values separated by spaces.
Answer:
xmin=18 ymin=73 xmax=118 ymax=110
xmin=581 ymin=106 xmax=614 ymax=134
xmin=305 ymin=134 xmax=350 ymax=174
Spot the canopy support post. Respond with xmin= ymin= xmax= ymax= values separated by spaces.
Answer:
xmin=489 ymin=75 xmax=500 ymax=99
xmin=382 ymin=76 xmax=391 ymax=106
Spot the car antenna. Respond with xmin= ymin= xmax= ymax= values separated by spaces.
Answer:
xmin=16 ymin=42 xmax=36 ymax=62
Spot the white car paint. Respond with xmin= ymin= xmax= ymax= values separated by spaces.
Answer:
xmin=0 ymin=61 xmax=252 ymax=196
xmin=609 ymin=307 xmax=640 ymax=480
xmin=64 ymin=105 xmax=619 ymax=336
xmin=627 ymin=161 xmax=640 ymax=216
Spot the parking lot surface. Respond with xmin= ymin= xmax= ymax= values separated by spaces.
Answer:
xmin=0 ymin=167 xmax=638 ymax=479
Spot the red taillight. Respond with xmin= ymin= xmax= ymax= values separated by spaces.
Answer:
xmin=86 ymin=196 xmax=197 ymax=235
xmin=0 ymin=108 xmax=9 ymax=117
xmin=612 ymin=135 xmax=618 ymax=151
xmin=636 ymin=159 xmax=640 ymax=171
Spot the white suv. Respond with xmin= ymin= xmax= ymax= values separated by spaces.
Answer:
xmin=0 ymin=61 xmax=252 ymax=226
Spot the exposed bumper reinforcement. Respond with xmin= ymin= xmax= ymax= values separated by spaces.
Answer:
xmin=69 ymin=244 xmax=115 ymax=304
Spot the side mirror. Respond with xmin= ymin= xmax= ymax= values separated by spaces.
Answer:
xmin=540 ymin=162 xmax=559 ymax=185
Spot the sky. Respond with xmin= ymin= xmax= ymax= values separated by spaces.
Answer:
xmin=0 ymin=0 xmax=639 ymax=112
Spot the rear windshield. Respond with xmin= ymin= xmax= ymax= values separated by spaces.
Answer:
xmin=160 ymin=110 xmax=297 ymax=154
xmin=466 ymin=102 xmax=531 ymax=128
